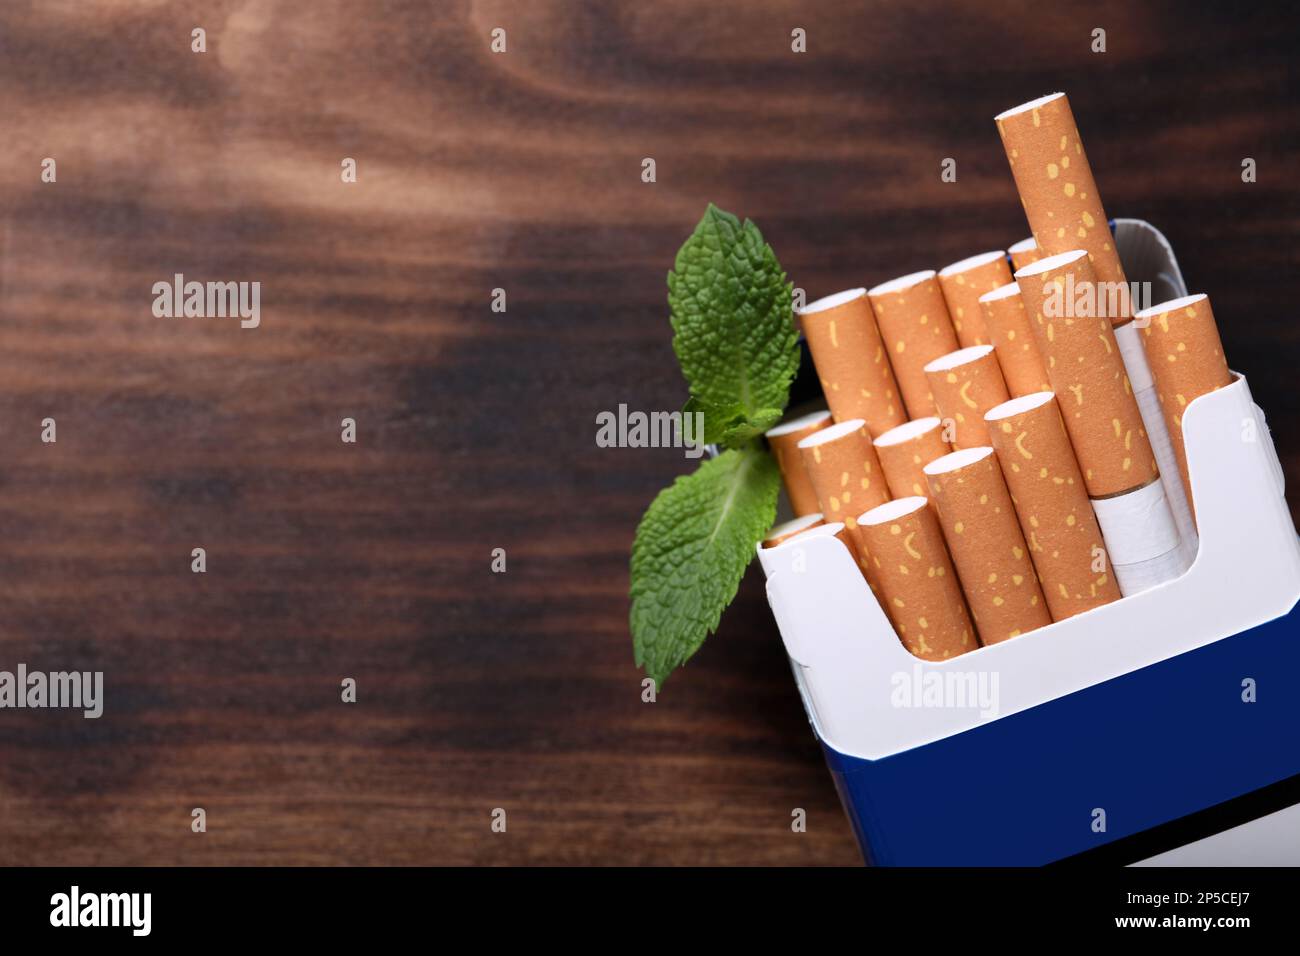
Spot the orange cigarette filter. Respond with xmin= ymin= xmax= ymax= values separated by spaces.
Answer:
xmin=1015 ymin=250 xmax=1157 ymax=498
xmin=1008 ymin=237 xmax=1042 ymax=272
xmin=996 ymin=92 xmax=1130 ymax=325
xmin=924 ymin=345 xmax=1011 ymax=449
xmin=867 ymin=271 xmax=961 ymax=419
xmin=937 ymin=251 xmax=1015 ymax=348
xmin=842 ymin=523 xmax=885 ymax=591
xmin=979 ymin=281 xmax=1051 ymax=398
xmin=762 ymin=513 xmax=824 ymax=548
xmin=797 ymin=288 xmax=906 ymax=436
xmin=824 ymin=522 xmax=868 ymax=577
xmin=765 ymin=410 xmax=834 ymax=516
xmin=797 ymin=418 xmax=890 ymax=532
xmin=924 ymin=447 xmax=1051 ymax=643
xmin=873 ymin=417 xmax=952 ymax=499
xmin=1135 ymin=293 xmax=1235 ymax=514
xmin=985 ymin=392 xmax=1122 ymax=620
xmin=856 ymin=496 xmax=977 ymax=660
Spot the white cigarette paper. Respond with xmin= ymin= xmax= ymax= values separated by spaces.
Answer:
xmin=1090 ymin=478 xmax=1189 ymax=596
xmin=1113 ymin=320 xmax=1199 ymax=563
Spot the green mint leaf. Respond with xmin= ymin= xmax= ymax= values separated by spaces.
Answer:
xmin=684 ymin=397 xmax=784 ymax=450
xmin=630 ymin=445 xmax=780 ymax=688
xmin=719 ymin=407 xmax=783 ymax=449
xmin=668 ymin=204 xmax=799 ymax=420
xmin=682 ymin=395 xmax=744 ymax=446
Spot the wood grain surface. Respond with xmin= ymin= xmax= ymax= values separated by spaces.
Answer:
xmin=0 ymin=0 xmax=1296 ymax=866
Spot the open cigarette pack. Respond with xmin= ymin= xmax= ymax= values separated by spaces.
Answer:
xmin=758 ymin=94 xmax=1300 ymax=865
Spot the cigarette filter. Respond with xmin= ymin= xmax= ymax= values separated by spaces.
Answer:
xmin=924 ymin=447 xmax=1051 ymax=643
xmin=1007 ymin=236 xmax=1041 ymax=272
xmin=1014 ymin=249 xmax=1157 ymax=498
xmin=1134 ymin=293 xmax=1235 ymax=522
xmin=1113 ymin=319 xmax=1198 ymax=560
xmin=937 ymin=251 xmax=1015 ymax=348
xmin=829 ymin=523 xmax=873 ymax=586
xmin=873 ymin=416 xmax=951 ymax=499
xmin=797 ymin=288 xmax=906 ymax=436
xmin=996 ymin=93 xmax=1130 ymax=324
xmin=797 ymin=418 xmax=890 ymax=531
xmin=856 ymin=496 xmax=976 ymax=660
xmin=985 ymin=392 xmax=1121 ymax=620
xmin=867 ymin=270 xmax=961 ymax=419
xmin=979 ymin=281 xmax=1051 ymax=398
xmin=924 ymin=345 xmax=1011 ymax=449
xmin=765 ymin=410 xmax=834 ymax=516
xmin=763 ymin=513 xmax=824 ymax=548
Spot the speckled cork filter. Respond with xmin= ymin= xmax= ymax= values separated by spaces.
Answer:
xmin=765 ymin=410 xmax=833 ymax=516
xmin=979 ymin=281 xmax=1051 ymax=398
xmin=985 ymin=392 xmax=1122 ymax=620
xmin=1014 ymin=250 xmax=1156 ymax=498
xmin=924 ymin=447 xmax=1051 ymax=643
xmin=937 ymin=251 xmax=1015 ymax=348
xmin=856 ymin=496 xmax=977 ymax=660
xmin=924 ymin=345 xmax=1011 ymax=449
xmin=996 ymin=92 xmax=1130 ymax=325
xmin=797 ymin=288 xmax=906 ymax=436
xmin=873 ymin=417 xmax=951 ymax=499
xmin=797 ymin=418 xmax=890 ymax=532
xmin=867 ymin=270 xmax=961 ymax=419
xmin=1135 ymin=293 xmax=1235 ymax=520
xmin=1008 ymin=236 xmax=1042 ymax=272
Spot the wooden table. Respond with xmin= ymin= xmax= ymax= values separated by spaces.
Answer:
xmin=0 ymin=0 xmax=1295 ymax=865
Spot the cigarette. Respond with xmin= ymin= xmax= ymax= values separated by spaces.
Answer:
xmin=924 ymin=447 xmax=1051 ymax=643
xmin=1015 ymin=250 xmax=1188 ymax=594
xmin=979 ymin=281 xmax=1051 ymax=398
xmin=873 ymin=416 xmax=951 ymax=499
xmin=1134 ymin=293 xmax=1235 ymax=523
xmin=765 ymin=410 xmax=834 ymax=516
xmin=797 ymin=288 xmax=906 ymax=437
xmin=867 ymin=270 xmax=961 ymax=419
xmin=924 ymin=345 xmax=1011 ymax=449
xmin=762 ymin=513 xmax=824 ymax=548
xmin=985 ymin=392 xmax=1122 ymax=620
xmin=1014 ymin=250 xmax=1157 ymax=497
xmin=855 ymin=496 xmax=976 ymax=660
xmin=996 ymin=93 xmax=1130 ymax=324
xmin=797 ymin=418 xmax=890 ymax=532
xmin=1113 ymin=318 xmax=1198 ymax=558
xmin=937 ymin=251 xmax=1015 ymax=348
xmin=1007 ymin=236 xmax=1041 ymax=272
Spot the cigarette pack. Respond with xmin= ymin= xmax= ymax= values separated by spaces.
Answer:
xmin=762 ymin=220 xmax=1300 ymax=864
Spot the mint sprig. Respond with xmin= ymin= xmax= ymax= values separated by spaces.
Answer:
xmin=630 ymin=205 xmax=799 ymax=688
xmin=669 ymin=204 xmax=799 ymax=448
xmin=631 ymin=447 xmax=781 ymax=685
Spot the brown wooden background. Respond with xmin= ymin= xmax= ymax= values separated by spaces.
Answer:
xmin=0 ymin=0 xmax=1296 ymax=866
